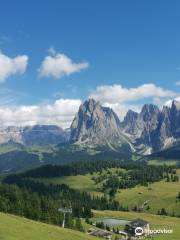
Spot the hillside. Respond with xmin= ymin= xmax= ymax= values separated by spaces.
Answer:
xmin=115 ymin=177 xmax=180 ymax=216
xmin=0 ymin=212 xmax=99 ymax=240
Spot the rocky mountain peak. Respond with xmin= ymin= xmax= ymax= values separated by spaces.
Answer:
xmin=121 ymin=110 xmax=139 ymax=136
xmin=70 ymin=99 xmax=128 ymax=147
xmin=140 ymin=104 xmax=160 ymax=121
xmin=82 ymin=98 xmax=99 ymax=112
xmin=124 ymin=110 xmax=138 ymax=122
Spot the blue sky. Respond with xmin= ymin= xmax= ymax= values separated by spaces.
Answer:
xmin=0 ymin=0 xmax=180 ymax=127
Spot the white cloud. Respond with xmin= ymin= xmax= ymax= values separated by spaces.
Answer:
xmin=0 ymin=99 xmax=81 ymax=129
xmin=90 ymin=83 xmax=177 ymax=104
xmin=38 ymin=51 xmax=89 ymax=79
xmin=0 ymin=52 xmax=28 ymax=82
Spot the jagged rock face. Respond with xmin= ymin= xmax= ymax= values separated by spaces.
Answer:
xmin=169 ymin=101 xmax=180 ymax=138
xmin=0 ymin=125 xmax=69 ymax=145
xmin=121 ymin=104 xmax=161 ymax=153
xmin=121 ymin=110 xmax=139 ymax=136
xmin=122 ymin=104 xmax=160 ymax=139
xmin=137 ymin=104 xmax=160 ymax=146
xmin=158 ymin=106 xmax=172 ymax=144
xmin=158 ymin=101 xmax=180 ymax=148
xmin=122 ymin=101 xmax=180 ymax=153
xmin=70 ymin=99 xmax=127 ymax=147
xmin=139 ymin=104 xmax=160 ymax=124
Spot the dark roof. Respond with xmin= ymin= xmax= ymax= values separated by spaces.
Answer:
xmin=126 ymin=219 xmax=149 ymax=228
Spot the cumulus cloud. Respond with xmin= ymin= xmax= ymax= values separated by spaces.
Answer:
xmin=0 ymin=99 xmax=81 ymax=129
xmin=38 ymin=50 xmax=89 ymax=79
xmin=90 ymin=83 xmax=177 ymax=104
xmin=0 ymin=52 xmax=28 ymax=82
xmin=89 ymin=83 xmax=178 ymax=119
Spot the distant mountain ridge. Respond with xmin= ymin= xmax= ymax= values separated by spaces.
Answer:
xmin=0 ymin=125 xmax=69 ymax=146
xmin=0 ymin=99 xmax=180 ymax=156
xmin=121 ymin=100 xmax=180 ymax=154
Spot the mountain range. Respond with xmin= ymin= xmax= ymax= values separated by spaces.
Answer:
xmin=0 ymin=125 xmax=69 ymax=146
xmin=0 ymin=98 xmax=180 ymax=156
xmin=121 ymin=100 xmax=180 ymax=154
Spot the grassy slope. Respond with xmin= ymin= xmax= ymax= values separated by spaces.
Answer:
xmin=40 ymin=174 xmax=102 ymax=196
xmin=93 ymin=210 xmax=180 ymax=240
xmin=0 ymin=212 xmax=99 ymax=240
xmin=116 ymin=181 xmax=180 ymax=215
xmin=115 ymin=169 xmax=180 ymax=216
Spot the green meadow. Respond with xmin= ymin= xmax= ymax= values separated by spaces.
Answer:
xmin=0 ymin=212 xmax=99 ymax=240
xmin=39 ymin=174 xmax=103 ymax=196
xmin=116 ymin=169 xmax=180 ymax=216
